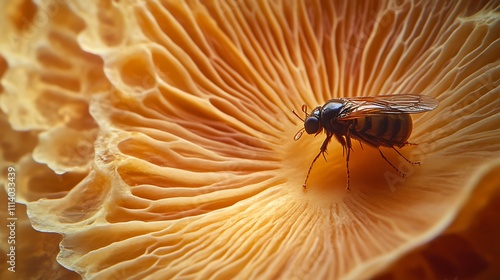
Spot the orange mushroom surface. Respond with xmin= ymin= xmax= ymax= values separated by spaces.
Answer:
xmin=0 ymin=0 xmax=499 ymax=279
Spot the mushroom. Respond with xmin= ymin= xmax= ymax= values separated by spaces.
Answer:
xmin=1 ymin=0 xmax=499 ymax=279
xmin=374 ymin=159 xmax=500 ymax=279
xmin=0 ymin=0 xmax=105 ymax=278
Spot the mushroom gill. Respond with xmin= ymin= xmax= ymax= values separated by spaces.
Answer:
xmin=0 ymin=0 xmax=499 ymax=279
xmin=374 ymin=159 xmax=500 ymax=279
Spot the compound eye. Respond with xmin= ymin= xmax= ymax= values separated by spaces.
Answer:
xmin=304 ymin=117 xmax=320 ymax=134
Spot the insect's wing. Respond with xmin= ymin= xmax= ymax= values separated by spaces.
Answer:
xmin=337 ymin=95 xmax=438 ymax=120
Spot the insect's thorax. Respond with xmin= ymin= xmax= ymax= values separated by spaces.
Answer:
xmin=320 ymin=100 xmax=350 ymax=133
xmin=351 ymin=114 xmax=412 ymax=148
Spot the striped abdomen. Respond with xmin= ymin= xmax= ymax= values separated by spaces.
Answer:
xmin=351 ymin=114 xmax=412 ymax=148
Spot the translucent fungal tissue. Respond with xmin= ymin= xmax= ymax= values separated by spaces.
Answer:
xmin=0 ymin=0 xmax=499 ymax=279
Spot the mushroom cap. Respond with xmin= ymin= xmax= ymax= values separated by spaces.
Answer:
xmin=1 ymin=0 xmax=499 ymax=279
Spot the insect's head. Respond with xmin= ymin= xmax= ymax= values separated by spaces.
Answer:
xmin=292 ymin=104 xmax=323 ymax=141
xmin=304 ymin=107 xmax=322 ymax=134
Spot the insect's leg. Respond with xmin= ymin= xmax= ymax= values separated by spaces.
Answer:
xmin=378 ymin=148 xmax=405 ymax=177
xmin=334 ymin=134 xmax=346 ymax=156
xmin=319 ymin=134 xmax=332 ymax=162
xmin=303 ymin=133 xmax=333 ymax=189
xmin=358 ymin=140 xmax=364 ymax=150
xmin=303 ymin=150 xmax=322 ymax=189
xmin=345 ymin=136 xmax=352 ymax=190
xmin=391 ymin=146 xmax=420 ymax=165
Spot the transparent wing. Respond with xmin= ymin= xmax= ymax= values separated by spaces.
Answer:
xmin=336 ymin=94 xmax=438 ymax=120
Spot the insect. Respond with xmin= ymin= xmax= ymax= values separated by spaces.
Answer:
xmin=292 ymin=94 xmax=438 ymax=189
